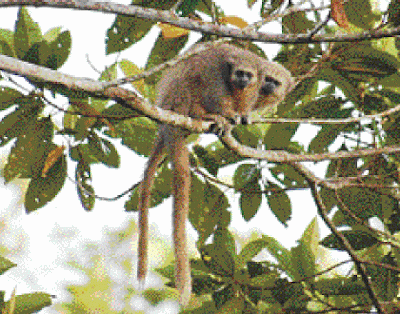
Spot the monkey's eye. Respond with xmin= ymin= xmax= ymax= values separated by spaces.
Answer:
xmin=261 ymin=77 xmax=281 ymax=95
xmin=236 ymin=70 xmax=253 ymax=80
xmin=233 ymin=70 xmax=254 ymax=89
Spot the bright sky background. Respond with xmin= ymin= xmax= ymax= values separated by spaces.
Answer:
xmin=0 ymin=0 xmax=389 ymax=313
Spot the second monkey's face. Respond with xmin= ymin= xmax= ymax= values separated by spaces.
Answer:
xmin=253 ymin=60 xmax=295 ymax=113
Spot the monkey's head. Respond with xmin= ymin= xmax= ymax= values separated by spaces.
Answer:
xmin=254 ymin=61 xmax=295 ymax=113
xmin=228 ymin=64 xmax=258 ymax=90
xmin=260 ymin=76 xmax=281 ymax=96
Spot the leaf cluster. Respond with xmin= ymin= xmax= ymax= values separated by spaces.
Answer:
xmin=3 ymin=0 xmax=400 ymax=313
xmin=0 ymin=256 xmax=52 ymax=314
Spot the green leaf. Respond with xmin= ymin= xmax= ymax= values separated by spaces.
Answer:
xmin=280 ymin=77 xmax=318 ymax=114
xmin=154 ymin=264 xmax=175 ymax=281
xmin=321 ymin=229 xmax=378 ymax=251
xmin=236 ymin=238 xmax=270 ymax=269
xmin=389 ymin=0 xmax=400 ymax=26
xmin=239 ymin=180 xmax=262 ymax=222
xmin=150 ymin=162 xmax=173 ymax=206
xmin=344 ymin=0 xmax=381 ymax=29
xmin=214 ymin=227 xmax=236 ymax=258
xmin=271 ymin=278 xmax=306 ymax=307
xmin=308 ymin=126 xmax=341 ymax=153
xmin=366 ymin=254 xmax=399 ymax=301
xmin=45 ymin=30 xmax=71 ymax=69
xmin=76 ymin=157 xmax=95 ymax=211
xmin=0 ymin=256 xmax=16 ymax=275
xmin=216 ymin=293 xmax=244 ymax=314
xmin=316 ymin=67 xmax=361 ymax=106
xmin=296 ymin=95 xmax=346 ymax=119
xmin=266 ymin=183 xmax=291 ymax=226
xmin=233 ymin=163 xmax=259 ymax=190
xmin=213 ymin=285 xmax=235 ymax=313
xmin=145 ymin=32 xmax=189 ymax=85
xmin=291 ymin=237 xmax=316 ymax=279
xmin=14 ymin=7 xmax=42 ymax=59
xmin=0 ymin=28 xmax=16 ymax=57
xmin=200 ymin=243 xmax=235 ymax=277
xmin=176 ymin=0 xmax=200 ymax=16
xmin=234 ymin=164 xmax=262 ymax=221
xmin=313 ymin=277 xmax=367 ymax=295
xmin=142 ymin=288 xmax=178 ymax=306
xmin=334 ymin=187 xmax=395 ymax=224
xmin=191 ymin=273 xmax=221 ymax=296
xmin=189 ymin=176 xmax=230 ymax=245
xmin=203 ymin=140 xmax=245 ymax=169
xmin=119 ymin=59 xmax=146 ymax=96
xmin=24 ymin=152 xmax=67 ymax=212
xmin=0 ymin=87 xmax=23 ymax=110
xmin=260 ymin=235 xmax=295 ymax=279
xmin=100 ymin=62 xmax=118 ymax=82
xmin=282 ymin=11 xmax=314 ymax=33
xmin=4 ymin=117 xmax=54 ymax=182
xmin=3 ymin=292 xmax=52 ymax=314
xmin=87 ymin=133 xmax=120 ymax=168
xmin=263 ymin=123 xmax=298 ymax=150
xmin=269 ymin=164 xmax=308 ymax=188
xmin=100 ymin=103 xmax=140 ymax=123
xmin=249 ymin=270 xmax=277 ymax=287
xmin=115 ymin=117 xmax=158 ymax=157
xmin=106 ymin=16 xmax=154 ymax=54
xmin=193 ymin=145 xmax=219 ymax=176
xmin=43 ymin=26 xmax=61 ymax=42
xmin=232 ymin=124 xmax=261 ymax=148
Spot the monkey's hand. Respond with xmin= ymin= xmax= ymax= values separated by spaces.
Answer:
xmin=201 ymin=114 xmax=231 ymax=136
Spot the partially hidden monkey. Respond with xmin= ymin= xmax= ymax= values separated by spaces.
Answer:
xmin=137 ymin=43 xmax=294 ymax=306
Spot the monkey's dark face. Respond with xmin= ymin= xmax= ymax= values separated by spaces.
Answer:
xmin=260 ymin=76 xmax=281 ymax=96
xmin=232 ymin=69 xmax=256 ymax=89
xmin=226 ymin=63 xmax=257 ymax=90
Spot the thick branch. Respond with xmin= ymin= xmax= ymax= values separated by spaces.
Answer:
xmin=221 ymin=124 xmax=400 ymax=163
xmin=0 ymin=54 xmax=213 ymax=133
xmin=2 ymin=54 xmax=400 ymax=164
xmin=1 ymin=0 xmax=400 ymax=44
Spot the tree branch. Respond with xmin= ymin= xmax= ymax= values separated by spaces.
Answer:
xmin=311 ymin=183 xmax=385 ymax=314
xmin=1 ymin=0 xmax=400 ymax=44
xmin=2 ymin=55 xmax=400 ymax=164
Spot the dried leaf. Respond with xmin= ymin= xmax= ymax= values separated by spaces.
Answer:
xmin=331 ymin=0 xmax=350 ymax=29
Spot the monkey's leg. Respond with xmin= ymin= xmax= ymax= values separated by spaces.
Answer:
xmin=137 ymin=130 xmax=167 ymax=288
xmin=169 ymin=128 xmax=192 ymax=306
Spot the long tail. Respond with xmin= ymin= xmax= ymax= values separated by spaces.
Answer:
xmin=169 ymin=128 xmax=192 ymax=305
xmin=137 ymin=130 xmax=166 ymax=288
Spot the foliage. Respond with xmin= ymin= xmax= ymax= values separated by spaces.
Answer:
xmin=0 ymin=256 xmax=52 ymax=313
xmin=2 ymin=0 xmax=400 ymax=313
xmin=53 ymin=220 xmax=180 ymax=313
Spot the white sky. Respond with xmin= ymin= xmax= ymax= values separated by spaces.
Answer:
xmin=1 ymin=0 xmax=389 ymax=313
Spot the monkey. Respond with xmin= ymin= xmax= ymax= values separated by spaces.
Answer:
xmin=251 ymin=56 xmax=295 ymax=112
xmin=136 ymin=43 xmax=294 ymax=306
xmin=252 ymin=58 xmax=295 ymax=117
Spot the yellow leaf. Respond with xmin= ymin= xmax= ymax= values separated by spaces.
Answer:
xmin=41 ymin=145 xmax=65 ymax=178
xmin=119 ymin=59 xmax=145 ymax=96
xmin=331 ymin=0 xmax=350 ymax=29
xmin=158 ymin=23 xmax=190 ymax=38
xmin=219 ymin=16 xmax=248 ymax=29
xmin=4 ymin=286 xmax=17 ymax=314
